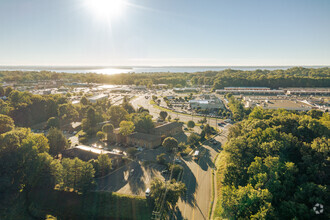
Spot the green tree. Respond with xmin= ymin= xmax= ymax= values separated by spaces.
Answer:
xmin=0 ymin=114 xmax=14 ymax=134
xmin=102 ymin=123 xmax=114 ymax=142
xmin=47 ymin=117 xmax=60 ymax=128
xmin=119 ymin=121 xmax=135 ymax=136
xmin=80 ymin=96 xmax=89 ymax=105
xmin=96 ymin=131 xmax=105 ymax=140
xmin=187 ymin=133 xmax=200 ymax=146
xmin=160 ymin=111 xmax=168 ymax=121
xmin=150 ymin=178 xmax=186 ymax=212
xmin=121 ymin=96 xmax=135 ymax=113
xmin=108 ymin=106 xmax=128 ymax=127
xmin=94 ymin=154 xmax=112 ymax=177
xmin=187 ymin=120 xmax=195 ymax=129
xmin=0 ymin=86 xmax=4 ymax=96
xmin=47 ymin=127 xmax=68 ymax=156
xmin=58 ymin=103 xmax=78 ymax=125
xmin=203 ymin=124 xmax=212 ymax=137
xmin=198 ymin=117 xmax=207 ymax=125
xmin=156 ymin=153 xmax=166 ymax=165
xmin=127 ymin=147 xmax=138 ymax=158
xmin=162 ymin=137 xmax=178 ymax=152
xmin=5 ymin=87 xmax=13 ymax=96
xmin=132 ymin=112 xmax=154 ymax=133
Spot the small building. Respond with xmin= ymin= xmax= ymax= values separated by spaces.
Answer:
xmin=88 ymin=94 xmax=109 ymax=103
xmin=153 ymin=122 xmax=183 ymax=136
xmin=127 ymin=132 xmax=161 ymax=148
xmin=189 ymin=95 xmax=224 ymax=110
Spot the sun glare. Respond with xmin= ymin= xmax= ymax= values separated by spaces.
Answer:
xmin=85 ymin=0 xmax=125 ymax=20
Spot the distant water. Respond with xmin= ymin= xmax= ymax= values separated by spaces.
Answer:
xmin=0 ymin=66 xmax=327 ymax=75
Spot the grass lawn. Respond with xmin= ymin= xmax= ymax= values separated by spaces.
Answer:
xmin=28 ymin=189 xmax=153 ymax=220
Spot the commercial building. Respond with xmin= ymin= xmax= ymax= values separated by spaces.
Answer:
xmin=189 ymin=94 xmax=224 ymax=110
xmin=114 ymin=122 xmax=183 ymax=149
xmin=88 ymin=94 xmax=109 ymax=103
xmin=173 ymin=87 xmax=199 ymax=93
xmin=216 ymin=87 xmax=285 ymax=95
xmin=282 ymin=88 xmax=330 ymax=96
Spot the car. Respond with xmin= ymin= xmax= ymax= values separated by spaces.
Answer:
xmin=161 ymin=169 xmax=169 ymax=174
xmin=174 ymin=158 xmax=182 ymax=164
xmin=145 ymin=188 xmax=151 ymax=197
xmin=130 ymin=169 xmax=134 ymax=174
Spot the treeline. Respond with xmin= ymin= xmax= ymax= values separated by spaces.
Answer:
xmin=1 ymin=67 xmax=329 ymax=89
xmin=214 ymin=108 xmax=330 ymax=219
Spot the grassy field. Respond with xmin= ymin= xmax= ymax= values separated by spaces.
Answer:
xmin=213 ymin=151 xmax=229 ymax=218
xmin=28 ymin=189 xmax=153 ymax=220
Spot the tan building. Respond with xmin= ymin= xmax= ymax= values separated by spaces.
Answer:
xmin=153 ymin=122 xmax=183 ymax=136
xmin=113 ymin=122 xmax=183 ymax=149
xmin=127 ymin=132 xmax=162 ymax=148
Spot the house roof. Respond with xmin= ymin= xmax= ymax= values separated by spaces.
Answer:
xmin=128 ymin=132 xmax=160 ymax=141
xmin=153 ymin=122 xmax=182 ymax=133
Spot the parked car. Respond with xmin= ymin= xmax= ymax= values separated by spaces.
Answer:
xmin=145 ymin=188 xmax=151 ymax=197
xmin=174 ymin=158 xmax=182 ymax=164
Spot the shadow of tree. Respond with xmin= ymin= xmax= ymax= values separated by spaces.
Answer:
xmin=96 ymin=165 xmax=129 ymax=191
xmin=197 ymin=147 xmax=215 ymax=171
xmin=127 ymin=161 xmax=146 ymax=195
xmin=179 ymin=161 xmax=197 ymax=206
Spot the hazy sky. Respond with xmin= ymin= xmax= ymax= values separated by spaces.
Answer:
xmin=0 ymin=0 xmax=329 ymax=66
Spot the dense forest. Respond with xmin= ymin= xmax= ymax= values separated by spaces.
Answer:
xmin=1 ymin=67 xmax=329 ymax=89
xmin=215 ymin=108 xmax=329 ymax=219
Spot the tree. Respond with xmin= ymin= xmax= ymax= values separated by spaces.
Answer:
xmin=150 ymin=178 xmax=186 ymax=212
xmin=198 ymin=117 xmax=207 ymax=125
xmin=160 ymin=111 xmax=168 ymax=121
xmin=168 ymin=115 xmax=172 ymax=122
xmin=219 ymin=184 xmax=273 ymax=219
xmin=127 ymin=147 xmax=138 ymax=158
xmin=0 ymin=86 xmax=4 ymax=96
xmin=22 ymin=133 xmax=50 ymax=153
xmin=162 ymin=137 xmax=178 ymax=152
xmin=187 ymin=133 xmax=200 ymax=146
xmin=169 ymin=164 xmax=184 ymax=180
xmin=121 ymin=96 xmax=135 ymax=113
xmin=94 ymin=154 xmax=112 ymax=177
xmin=156 ymin=153 xmax=166 ymax=165
xmin=119 ymin=121 xmax=135 ymax=136
xmin=133 ymin=112 xmax=154 ymax=133
xmin=5 ymin=87 xmax=13 ymax=96
xmin=187 ymin=120 xmax=195 ymax=129
xmin=203 ymin=124 xmax=212 ymax=136
xmin=82 ymin=106 xmax=100 ymax=135
xmin=61 ymin=158 xmax=95 ymax=192
xmin=47 ymin=127 xmax=68 ymax=156
xmin=96 ymin=131 xmax=105 ymax=140
xmin=47 ymin=117 xmax=60 ymax=128
xmin=108 ymin=106 xmax=128 ymax=127
xmin=0 ymin=114 xmax=14 ymax=134
xmin=102 ymin=123 xmax=114 ymax=141
xmin=57 ymin=103 xmax=78 ymax=125
xmin=80 ymin=96 xmax=89 ymax=105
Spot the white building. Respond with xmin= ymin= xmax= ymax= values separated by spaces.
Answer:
xmin=88 ymin=94 xmax=109 ymax=103
xmin=189 ymin=95 xmax=224 ymax=110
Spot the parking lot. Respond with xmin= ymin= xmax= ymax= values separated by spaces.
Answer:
xmin=96 ymin=145 xmax=171 ymax=196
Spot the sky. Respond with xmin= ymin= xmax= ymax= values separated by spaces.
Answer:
xmin=0 ymin=0 xmax=329 ymax=66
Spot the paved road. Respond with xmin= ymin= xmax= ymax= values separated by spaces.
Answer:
xmin=176 ymin=126 xmax=231 ymax=220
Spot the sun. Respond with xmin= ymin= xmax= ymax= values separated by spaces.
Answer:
xmin=85 ymin=0 xmax=126 ymax=20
